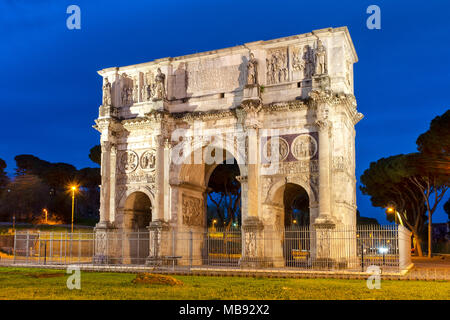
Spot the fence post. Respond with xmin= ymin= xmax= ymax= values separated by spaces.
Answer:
xmin=137 ymin=231 xmax=140 ymax=265
xmin=26 ymin=231 xmax=29 ymax=264
xmin=38 ymin=231 xmax=41 ymax=264
xmin=60 ymin=233 xmax=63 ymax=264
xmin=13 ymin=231 xmax=16 ymax=264
xmin=189 ymin=230 xmax=193 ymax=270
xmin=78 ymin=232 xmax=81 ymax=263
xmin=49 ymin=232 xmax=53 ymax=264
xmin=361 ymin=242 xmax=364 ymax=272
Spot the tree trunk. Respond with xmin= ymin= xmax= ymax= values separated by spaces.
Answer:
xmin=413 ymin=232 xmax=423 ymax=257
xmin=428 ymin=213 xmax=432 ymax=258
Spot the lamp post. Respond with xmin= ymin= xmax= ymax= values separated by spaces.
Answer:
xmin=43 ymin=209 xmax=48 ymax=224
xmin=71 ymin=186 xmax=77 ymax=233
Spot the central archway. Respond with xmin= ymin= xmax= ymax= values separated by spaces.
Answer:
xmin=174 ymin=144 xmax=245 ymax=266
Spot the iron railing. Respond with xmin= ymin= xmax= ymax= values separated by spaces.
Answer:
xmin=4 ymin=225 xmax=410 ymax=272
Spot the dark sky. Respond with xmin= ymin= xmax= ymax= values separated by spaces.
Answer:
xmin=1 ymin=0 xmax=449 ymax=223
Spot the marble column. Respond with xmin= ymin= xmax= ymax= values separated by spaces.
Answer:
xmin=97 ymin=140 xmax=114 ymax=228
xmin=315 ymin=116 xmax=333 ymax=222
xmin=147 ymin=134 xmax=169 ymax=265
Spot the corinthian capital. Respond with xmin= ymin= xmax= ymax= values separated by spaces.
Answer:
xmin=101 ymin=141 xmax=115 ymax=152
xmin=315 ymin=119 xmax=332 ymax=132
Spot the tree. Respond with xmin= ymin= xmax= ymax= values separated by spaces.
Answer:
xmin=356 ymin=210 xmax=380 ymax=226
xmin=89 ymin=145 xmax=101 ymax=166
xmin=416 ymin=109 xmax=450 ymax=156
xmin=0 ymin=174 xmax=50 ymax=222
xmin=415 ymin=110 xmax=450 ymax=257
xmin=9 ymin=154 xmax=100 ymax=224
xmin=444 ymin=198 xmax=450 ymax=222
xmin=0 ymin=158 xmax=9 ymax=194
xmin=406 ymin=153 xmax=449 ymax=258
xmin=360 ymin=155 xmax=427 ymax=256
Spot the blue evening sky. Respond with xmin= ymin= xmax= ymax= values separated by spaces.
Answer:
xmin=1 ymin=0 xmax=448 ymax=223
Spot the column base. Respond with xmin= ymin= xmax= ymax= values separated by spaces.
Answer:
xmin=239 ymin=257 xmax=273 ymax=269
xmin=93 ymin=223 xmax=116 ymax=265
xmin=146 ymin=219 xmax=170 ymax=264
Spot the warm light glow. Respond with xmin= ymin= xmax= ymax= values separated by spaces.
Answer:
xmin=386 ymin=207 xmax=394 ymax=213
xmin=292 ymin=219 xmax=298 ymax=224
xmin=71 ymin=186 xmax=76 ymax=191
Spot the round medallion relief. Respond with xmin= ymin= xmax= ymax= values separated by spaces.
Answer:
xmin=291 ymin=134 xmax=318 ymax=160
xmin=119 ymin=150 xmax=139 ymax=173
xmin=263 ymin=137 xmax=289 ymax=162
xmin=140 ymin=150 xmax=156 ymax=171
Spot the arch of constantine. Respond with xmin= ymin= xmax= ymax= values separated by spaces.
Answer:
xmin=94 ymin=27 xmax=365 ymax=268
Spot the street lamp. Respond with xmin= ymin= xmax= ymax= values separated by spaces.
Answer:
xmin=386 ymin=202 xmax=404 ymax=226
xmin=70 ymin=186 xmax=77 ymax=233
xmin=43 ymin=209 xmax=48 ymax=224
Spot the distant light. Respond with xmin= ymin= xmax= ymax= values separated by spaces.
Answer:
xmin=292 ymin=219 xmax=297 ymax=224
xmin=378 ymin=247 xmax=388 ymax=254
xmin=386 ymin=207 xmax=394 ymax=213
xmin=71 ymin=186 xmax=76 ymax=191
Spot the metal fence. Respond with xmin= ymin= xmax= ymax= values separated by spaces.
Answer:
xmin=3 ymin=225 xmax=410 ymax=272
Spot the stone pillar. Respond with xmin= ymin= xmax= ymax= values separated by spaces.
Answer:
xmin=146 ymin=220 xmax=170 ymax=265
xmin=240 ymin=216 xmax=268 ymax=268
xmin=109 ymin=144 xmax=117 ymax=223
xmin=315 ymin=114 xmax=332 ymax=221
xmin=146 ymin=134 xmax=170 ymax=265
xmin=97 ymin=140 xmax=114 ymax=228
xmin=246 ymin=125 xmax=260 ymax=218
xmin=153 ymin=135 xmax=165 ymax=221
xmin=94 ymin=140 xmax=116 ymax=263
xmin=236 ymin=175 xmax=248 ymax=220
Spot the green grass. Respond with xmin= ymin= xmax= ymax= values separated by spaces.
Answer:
xmin=0 ymin=267 xmax=448 ymax=300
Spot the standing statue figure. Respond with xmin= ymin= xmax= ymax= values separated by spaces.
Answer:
xmin=246 ymin=52 xmax=258 ymax=85
xmin=102 ymin=78 xmax=112 ymax=106
xmin=154 ymin=68 xmax=166 ymax=100
xmin=314 ymin=39 xmax=327 ymax=75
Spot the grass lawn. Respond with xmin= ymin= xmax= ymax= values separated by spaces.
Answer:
xmin=0 ymin=267 xmax=448 ymax=300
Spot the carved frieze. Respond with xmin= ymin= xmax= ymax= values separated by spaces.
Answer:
xmin=120 ymin=73 xmax=133 ymax=106
xmin=140 ymin=150 xmax=156 ymax=171
xmin=266 ymin=47 xmax=288 ymax=85
xmin=116 ymin=172 xmax=155 ymax=185
xmin=182 ymin=194 xmax=203 ymax=227
xmin=263 ymin=137 xmax=289 ymax=162
xmin=291 ymin=134 xmax=318 ymax=160
xmin=291 ymin=45 xmax=314 ymax=80
xmin=119 ymin=150 xmax=138 ymax=173
xmin=186 ymin=59 xmax=242 ymax=93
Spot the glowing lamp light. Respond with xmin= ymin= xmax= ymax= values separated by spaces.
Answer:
xmin=292 ymin=219 xmax=298 ymax=224
xmin=386 ymin=207 xmax=395 ymax=213
xmin=378 ymin=247 xmax=389 ymax=254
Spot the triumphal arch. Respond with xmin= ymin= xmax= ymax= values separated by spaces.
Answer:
xmin=94 ymin=27 xmax=364 ymax=267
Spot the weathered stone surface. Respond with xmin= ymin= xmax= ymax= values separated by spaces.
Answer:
xmin=94 ymin=26 xmax=363 ymax=265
